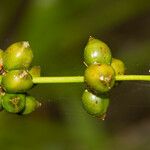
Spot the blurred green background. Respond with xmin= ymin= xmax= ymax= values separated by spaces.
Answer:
xmin=0 ymin=0 xmax=150 ymax=149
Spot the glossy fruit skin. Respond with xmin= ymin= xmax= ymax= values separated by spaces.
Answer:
xmin=84 ymin=37 xmax=112 ymax=66
xmin=3 ymin=41 xmax=33 ymax=70
xmin=2 ymin=70 xmax=33 ymax=93
xmin=21 ymin=96 xmax=41 ymax=115
xmin=29 ymin=66 xmax=41 ymax=77
xmin=82 ymin=89 xmax=109 ymax=117
xmin=111 ymin=58 xmax=125 ymax=75
xmin=2 ymin=93 xmax=25 ymax=113
xmin=84 ymin=64 xmax=115 ymax=93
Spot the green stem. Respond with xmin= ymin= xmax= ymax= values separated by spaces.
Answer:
xmin=115 ymin=75 xmax=150 ymax=81
xmin=0 ymin=75 xmax=149 ymax=84
xmin=32 ymin=75 xmax=150 ymax=83
xmin=32 ymin=76 xmax=84 ymax=83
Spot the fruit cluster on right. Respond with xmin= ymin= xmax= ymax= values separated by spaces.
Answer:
xmin=82 ymin=37 xmax=125 ymax=120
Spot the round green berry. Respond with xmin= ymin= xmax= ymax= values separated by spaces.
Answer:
xmin=2 ymin=93 xmax=25 ymax=113
xmin=2 ymin=70 xmax=33 ymax=93
xmin=82 ymin=89 xmax=109 ymax=117
xmin=21 ymin=96 xmax=41 ymax=115
xmin=84 ymin=37 xmax=112 ymax=66
xmin=3 ymin=41 xmax=33 ymax=70
xmin=84 ymin=64 xmax=115 ymax=93
xmin=29 ymin=66 xmax=41 ymax=77
xmin=111 ymin=58 xmax=125 ymax=75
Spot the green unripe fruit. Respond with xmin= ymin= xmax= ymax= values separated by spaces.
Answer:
xmin=2 ymin=70 xmax=33 ymax=93
xmin=21 ymin=96 xmax=41 ymax=115
xmin=2 ymin=93 xmax=25 ymax=113
xmin=82 ymin=89 xmax=109 ymax=117
xmin=84 ymin=64 xmax=115 ymax=93
xmin=3 ymin=41 xmax=33 ymax=70
xmin=29 ymin=66 xmax=41 ymax=77
xmin=111 ymin=58 xmax=125 ymax=75
xmin=84 ymin=37 xmax=112 ymax=66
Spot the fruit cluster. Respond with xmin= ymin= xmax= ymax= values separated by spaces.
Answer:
xmin=82 ymin=37 xmax=125 ymax=120
xmin=0 ymin=42 xmax=41 ymax=115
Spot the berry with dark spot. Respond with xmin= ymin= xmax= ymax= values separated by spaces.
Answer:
xmin=2 ymin=93 xmax=25 ymax=113
xmin=82 ymin=89 xmax=109 ymax=118
xmin=84 ymin=37 xmax=112 ymax=66
xmin=3 ymin=41 xmax=33 ymax=70
xmin=84 ymin=64 xmax=115 ymax=93
xmin=2 ymin=70 xmax=33 ymax=93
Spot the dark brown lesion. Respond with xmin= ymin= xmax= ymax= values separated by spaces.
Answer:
xmin=0 ymin=86 xmax=5 ymax=96
xmin=19 ymin=70 xmax=29 ymax=79
xmin=89 ymin=36 xmax=94 ymax=41
xmin=0 ymin=66 xmax=6 ymax=75
xmin=10 ymin=97 xmax=20 ymax=111
xmin=105 ymin=75 xmax=113 ymax=88
xmin=99 ymin=74 xmax=113 ymax=88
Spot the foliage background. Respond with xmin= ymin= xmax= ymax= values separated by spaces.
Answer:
xmin=0 ymin=0 xmax=150 ymax=149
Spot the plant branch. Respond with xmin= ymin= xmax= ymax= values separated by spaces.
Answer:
xmin=0 ymin=75 xmax=149 ymax=84
xmin=115 ymin=75 xmax=150 ymax=81
xmin=33 ymin=75 xmax=150 ymax=83
xmin=32 ymin=76 xmax=84 ymax=83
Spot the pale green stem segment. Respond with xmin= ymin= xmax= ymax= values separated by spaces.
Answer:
xmin=33 ymin=76 xmax=84 ymax=83
xmin=33 ymin=75 xmax=150 ymax=83
xmin=0 ymin=75 xmax=149 ymax=84
xmin=115 ymin=75 xmax=150 ymax=81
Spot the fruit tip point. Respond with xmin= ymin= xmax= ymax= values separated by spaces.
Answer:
xmin=22 ymin=41 xmax=30 ymax=48
xmin=88 ymin=36 xmax=95 ymax=41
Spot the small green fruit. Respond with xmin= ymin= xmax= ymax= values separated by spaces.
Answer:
xmin=84 ymin=37 xmax=112 ymax=66
xmin=21 ymin=96 xmax=41 ymax=115
xmin=2 ymin=70 xmax=33 ymax=93
xmin=3 ymin=41 xmax=33 ymax=70
xmin=2 ymin=93 xmax=25 ymax=113
xmin=82 ymin=89 xmax=109 ymax=117
xmin=84 ymin=64 xmax=115 ymax=93
xmin=111 ymin=58 xmax=125 ymax=75
xmin=29 ymin=66 xmax=41 ymax=77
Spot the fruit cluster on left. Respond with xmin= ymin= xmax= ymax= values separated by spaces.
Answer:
xmin=0 ymin=41 xmax=41 ymax=115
